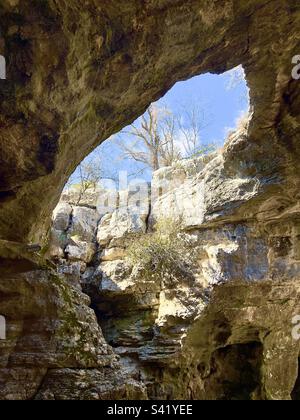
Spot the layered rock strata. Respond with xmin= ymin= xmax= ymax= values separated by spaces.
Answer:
xmin=47 ymin=141 xmax=300 ymax=400
xmin=0 ymin=0 xmax=300 ymax=400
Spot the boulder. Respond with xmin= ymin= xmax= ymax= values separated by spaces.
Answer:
xmin=69 ymin=206 xmax=99 ymax=243
xmin=100 ymin=247 xmax=126 ymax=262
xmin=48 ymin=228 xmax=68 ymax=259
xmin=52 ymin=203 xmax=72 ymax=231
xmin=98 ymin=261 xmax=134 ymax=293
xmin=66 ymin=239 xmax=96 ymax=264
xmin=97 ymin=209 xmax=147 ymax=248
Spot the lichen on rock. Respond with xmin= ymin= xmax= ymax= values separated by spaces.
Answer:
xmin=0 ymin=0 xmax=300 ymax=400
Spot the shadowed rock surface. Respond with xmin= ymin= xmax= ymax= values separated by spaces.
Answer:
xmin=47 ymin=145 xmax=300 ymax=400
xmin=0 ymin=0 xmax=300 ymax=400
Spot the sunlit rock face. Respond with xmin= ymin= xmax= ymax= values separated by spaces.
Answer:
xmin=0 ymin=0 xmax=300 ymax=400
xmin=48 ymin=129 xmax=300 ymax=400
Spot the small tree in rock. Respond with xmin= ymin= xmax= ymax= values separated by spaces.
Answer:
xmin=127 ymin=218 xmax=198 ymax=286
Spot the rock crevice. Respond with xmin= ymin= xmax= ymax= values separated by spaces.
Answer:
xmin=0 ymin=0 xmax=300 ymax=400
xmin=47 ymin=138 xmax=300 ymax=399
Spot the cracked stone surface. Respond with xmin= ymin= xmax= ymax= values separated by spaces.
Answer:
xmin=0 ymin=0 xmax=300 ymax=400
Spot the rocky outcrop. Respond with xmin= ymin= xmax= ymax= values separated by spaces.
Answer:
xmin=0 ymin=0 xmax=299 ymax=245
xmin=0 ymin=0 xmax=300 ymax=400
xmin=0 ymin=263 xmax=145 ymax=400
xmin=47 ymin=138 xmax=300 ymax=399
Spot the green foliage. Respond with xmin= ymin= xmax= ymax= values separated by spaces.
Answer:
xmin=127 ymin=218 xmax=197 ymax=285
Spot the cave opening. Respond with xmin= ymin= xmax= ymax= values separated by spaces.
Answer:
xmin=203 ymin=342 xmax=263 ymax=401
xmin=50 ymin=65 xmax=252 ymax=400
xmin=56 ymin=67 xmax=254 ymax=398
xmin=64 ymin=65 xmax=250 ymax=194
xmin=1 ymin=0 xmax=300 ymax=402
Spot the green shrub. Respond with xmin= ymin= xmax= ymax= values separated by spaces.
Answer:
xmin=127 ymin=218 xmax=197 ymax=285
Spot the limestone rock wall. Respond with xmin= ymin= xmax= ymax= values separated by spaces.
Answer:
xmin=47 ymin=133 xmax=300 ymax=399
xmin=0 ymin=0 xmax=300 ymax=400
xmin=0 ymin=0 xmax=299 ymax=245
xmin=0 ymin=264 xmax=146 ymax=400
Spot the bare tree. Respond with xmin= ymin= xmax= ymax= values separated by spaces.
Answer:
xmin=76 ymin=154 xmax=103 ymax=205
xmin=159 ymin=112 xmax=182 ymax=167
xmin=64 ymin=151 xmax=104 ymax=205
xmin=119 ymin=106 xmax=164 ymax=171
xmin=176 ymin=105 xmax=215 ymax=158
xmin=117 ymin=104 xmax=214 ymax=172
xmin=65 ymin=104 xmax=214 ymax=195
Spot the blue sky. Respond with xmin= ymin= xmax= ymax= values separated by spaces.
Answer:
xmin=70 ymin=67 xmax=249 ymax=185
xmin=159 ymin=67 xmax=249 ymax=146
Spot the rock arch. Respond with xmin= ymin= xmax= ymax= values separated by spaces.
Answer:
xmin=0 ymin=0 xmax=298 ymax=244
xmin=0 ymin=0 xmax=300 ymax=400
